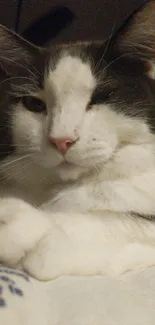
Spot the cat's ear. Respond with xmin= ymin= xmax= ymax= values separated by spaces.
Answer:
xmin=114 ymin=1 xmax=155 ymax=76
xmin=0 ymin=24 xmax=40 ymax=76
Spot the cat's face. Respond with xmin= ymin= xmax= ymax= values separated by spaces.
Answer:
xmin=12 ymin=48 xmax=122 ymax=181
xmin=1 ymin=1 xmax=155 ymax=181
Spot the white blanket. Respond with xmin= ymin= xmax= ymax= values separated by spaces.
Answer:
xmin=0 ymin=267 xmax=155 ymax=325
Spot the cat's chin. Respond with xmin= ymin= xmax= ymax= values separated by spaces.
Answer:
xmin=55 ymin=162 xmax=89 ymax=182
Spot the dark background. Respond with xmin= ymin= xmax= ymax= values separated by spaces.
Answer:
xmin=0 ymin=0 xmax=147 ymax=46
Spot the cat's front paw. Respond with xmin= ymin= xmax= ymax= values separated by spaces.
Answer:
xmin=0 ymin=198 xmax=50 ymax=268
xmin=23 ymin=224 xmax=71 ymax=280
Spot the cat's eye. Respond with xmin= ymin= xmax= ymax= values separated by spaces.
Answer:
xmin=87 ymin=90 xmax=115 ymax=109
xmin=21 ymin=96 xmax=46 ymax=113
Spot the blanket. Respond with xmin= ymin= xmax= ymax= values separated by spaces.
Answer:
xmin=0 ymin=266 xmax=155 ymax=325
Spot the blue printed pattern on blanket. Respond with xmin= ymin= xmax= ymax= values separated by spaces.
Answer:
xmin=0 ymin=268 xmax=29 ymax=308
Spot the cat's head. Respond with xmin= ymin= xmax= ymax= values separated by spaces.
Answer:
xmin=1 ymin=1 xmax=155 ymax=181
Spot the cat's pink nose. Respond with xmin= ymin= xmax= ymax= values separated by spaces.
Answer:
xmin=48 ymin=136 xmax=76 ymax=153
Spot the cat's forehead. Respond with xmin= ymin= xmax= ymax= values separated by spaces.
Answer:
xmin=45 ymin=53 xmax=96 ymax=95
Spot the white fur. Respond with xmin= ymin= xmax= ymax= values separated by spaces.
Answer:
xmin=1 ymin=55 xmax=155 ymax=280
xmin=46 ymin=56 xmax=95 ymax=139
xmin=147 ymin=61 xmax=155 ymax=79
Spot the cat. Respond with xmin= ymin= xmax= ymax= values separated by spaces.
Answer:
xmin=0 ymin=1 xmax=155 ymax=280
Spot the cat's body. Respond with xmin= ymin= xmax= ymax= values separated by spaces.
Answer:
xmin=0 ymin=2 xmax=155 ymax=279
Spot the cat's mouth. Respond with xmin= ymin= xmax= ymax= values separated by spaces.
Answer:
xmin=59 ymin=161 xmax=75 ymax=168
xmin=55 ymin=160 xmax=88 ymax=181
xmin=59 ymin=160 xmax=90 ymax=172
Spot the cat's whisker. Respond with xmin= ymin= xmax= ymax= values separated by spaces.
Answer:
xmin=103 ymin=51 xmax=143 ymax=74
xmin=92 ymin=163 xmax=101 ymax=173
xmin=0 ymin=153 xmax=34 ymax=168
xmin=1 ymin=160 xmax=31 ymax=173
xmin=95 ymin=49 xmax=146 ymax=80
xmin=0 ymin=55 xmax=37 ymax=78
xmin=0 ymin=144 xmax=35 ymax=148
xmin=24 ymin=56 xmax=41 ymax=76
xmin=94 ymin=3 xmax=118 ymax=73
xmin=0 ymin=159 xmax=34 ymax=184
xmin=0 ymin=76 xmax=38 ymax=88
xmin=0 ymin=152 xmax=35 ymax=166
xmin=10 ymin=82 xmax=40 ymax=96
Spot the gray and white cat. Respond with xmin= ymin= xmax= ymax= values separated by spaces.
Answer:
xmin=0 ymin=2 xmax=155 ymax=280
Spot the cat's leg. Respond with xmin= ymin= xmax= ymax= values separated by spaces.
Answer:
xmin=1 ymin=197 xmax=155 ymax=281
xmin=22 ymin=211 xmax=115 ymax=280
xmin=0 ymin=197 xmax=51 ymax=268
xmin=22 ymin=210 xmax=155 ymax=280
xmin=46 ymin=171 xmax=155 ymax=216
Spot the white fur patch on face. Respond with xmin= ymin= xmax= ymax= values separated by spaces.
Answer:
xmin=12 ymin=102 xmax=43 ymax=153
xmin=45 ymin=55 xmax=96 ymax=139
xmin=50 ymin=55 xmax=95 ymax=92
